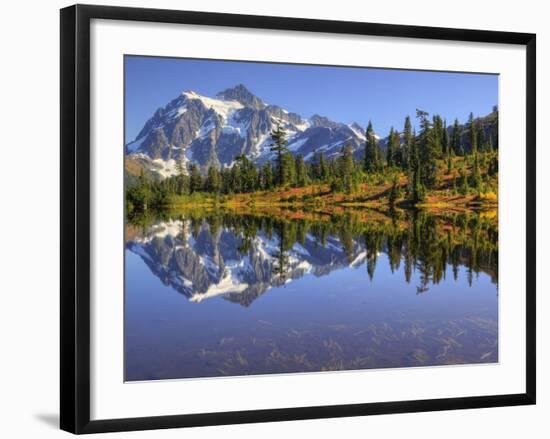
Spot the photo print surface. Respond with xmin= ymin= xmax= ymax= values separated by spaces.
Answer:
xmin=124 ymin=56 xmax=499 ymax=381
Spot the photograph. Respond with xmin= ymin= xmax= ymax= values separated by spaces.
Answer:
xmin=124 ymin=56 xmax=499 ymax=381
xmin=0 ymin=0 xmax=542 ymax=436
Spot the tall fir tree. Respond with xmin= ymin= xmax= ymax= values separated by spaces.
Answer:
xmin=281 ymin=152 xmax=296 ymax=186
xmin=387 ymin=127 xmax=396 ymax=167
xmin=375 ymin=141 xmax=384 ymax=170
xmin=416 ymin=109 xmax=438 ymax=188
xmin=432 ymin=114 xmax=443 ymax=154
xmin=442 ymin=119 xmax=449 ymax=155
xmin=459 ymin=162 xmax=469 ymax=195
xmin=403 ymin=115 xmax=413 ymax=171
xmin=487 ymin=133 xmax=494 ymax=153
xmin=469 ymin=112 xmax=478 ymax=154
xmin=364 ymin=121 xmax=379 ymax=172
xmin=175 ymin=155 xmax=188 ymax=195
xmin=310 ymin=150 xmax=320 ymax=180
xmin=471 ymin=150 xmax=482 ymax=191
xmin=205 ymin=166 xmax=220 ymax=193
xmin=295 ymin=154 xmax=309 ymax=187
xmin=229 ymin=164 xmax=242 ymax=193
xmin=452 ymin=118 xmax=462 ymax=156
xmin=465 ymin=112 xmax=483 ymax=190
xmin=188 ymin=163 xmax=202 ymax=193
xmin=476 ymin=119 xmax=484 ymax=152
xmin=393 ymin=129 xmax=402 ymax=167
xmin=269 ymin=124 xmax=290 ymax=185
xmin=408 ymin=128 xmax=424 ymax=203
xmin=341 ymin=143 xmax=357 ymax=193
xmin=234 ymin=154 xmax=257 ymax=192
xmin=259 ymin=163 xmax=273 ymax=190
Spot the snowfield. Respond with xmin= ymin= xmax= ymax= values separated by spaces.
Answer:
xmin=125 ymin=85 xmax=374 ymax=177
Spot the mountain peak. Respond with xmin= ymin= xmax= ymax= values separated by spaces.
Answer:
xmin=222 ymin=83 xmax=250 ymax=93
xmin=216 ymin=84 xmax=265 ymax=110
xmin=181 ymin=89 xmax=207 ymax=100
xmin=310 ymin=114 xmax=341 ymax=130
xmin=310 ymin=114 xmax=328 ymax=124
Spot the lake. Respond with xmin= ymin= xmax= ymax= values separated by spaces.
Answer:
xmin=124 ymin=208 xmax=498 ymax=381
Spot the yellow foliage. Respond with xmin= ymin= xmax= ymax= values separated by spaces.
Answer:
xmin=477 ymin=191 xmax=498 ymax=201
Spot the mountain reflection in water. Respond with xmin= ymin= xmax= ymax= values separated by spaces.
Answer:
xmin=125 ymin=208 xmax=498 ymax=381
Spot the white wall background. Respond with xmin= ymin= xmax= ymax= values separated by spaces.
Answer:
xmin=0 ymin=0 xmax=546 ymax=437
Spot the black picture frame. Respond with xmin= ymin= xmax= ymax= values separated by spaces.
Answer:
xmin=60 ymin=4 xmax=536 ymax=434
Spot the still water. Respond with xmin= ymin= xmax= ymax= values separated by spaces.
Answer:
xmin=125 ymin=209 xmax=498 ymax=381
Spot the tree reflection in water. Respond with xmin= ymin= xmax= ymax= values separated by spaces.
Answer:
xmin=124 ymin=207 xmax=498 ymax=380
xmin=126 ymin=207 xmax=497 ymax=305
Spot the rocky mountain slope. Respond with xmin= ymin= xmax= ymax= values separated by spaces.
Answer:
xmin=125 ymin=84 xmax=368 ymax=178
xmin=125 ymin=83 xmax=497 ymax=179
xmin=126 ymin=219 xmax=365 ymax=306
xmin=125 ymin=215 xmax=497 ymax=307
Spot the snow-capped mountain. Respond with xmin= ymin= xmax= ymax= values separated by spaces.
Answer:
xmin=125 ymin=84 xmax=367 ymax=178
xmin=126 ymin=218 xmax=365 ymax=307
xmin=126 ymin=215 xmax=498 ymax=306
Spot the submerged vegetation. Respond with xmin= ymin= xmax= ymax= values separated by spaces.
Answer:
xmin=126 ymin=109 xmax=499 ymax=214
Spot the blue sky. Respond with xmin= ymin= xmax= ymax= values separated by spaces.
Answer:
xmin=125 ymin=56 xmax=498 ymax=143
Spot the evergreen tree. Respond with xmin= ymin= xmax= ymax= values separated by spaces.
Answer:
xmin=487 ymin=133 xmax=494 ymax=153
xmin=229 ymin=165 xmax=242 ymax=193
xmin=295 ymin=154 xmax=309 ymax=187
xmin=175 ymin=156 xmax=185 ymax=177
xmin=442 ymin=119 xmax=449 ymax=155
xmin=318 ymin=151 xmax=329 ymax=181
xmin=432 ymin=114 xmax=443 ymax=154
xmin=451 ymin=118 xmax=461 ymax=156
xmin=259 ymin=163 xmax=274 ymax=190
xmin=340 ymin=143 xmax=357 ymax=194
xmin=269 ymin=124 xmax=289 ymax=185
xmin=409 ymin=130 xmax=424 ymax=204
xmin=416 ymin=109 xmax=438 ymax=188
xmin=459 ymin=162 xmax=469 ymax=195
xmin=127 ymin=170 xmax=153 ymax=210
xmin=205 ymin=166 xmax=220 ymax=193
xmin=188 ymin=163 xmax=202 ymax=193
xmin=375 ymin=141 xmax=384 ymax=171
xmin=234 ymin=154 xmax=258 ymax=193
xmin=393 ymin=129 xmax=403 ymax=167
xmin=175 ymin=156 xmax=188 ymax=194
xmin=476 ymin=119 xmax=484 ymax=152
xmin=466 ymin=113 xmax=482 ymax=191
xmin=219 ymin=168 xmax=231 ymax=194
xmin=488 ymin=153 xmax=498 ymax=176
xmin=281 ymin=152 xmax=296 ymax=186
xmin=387 ymin=127 xmax=396 ymax=167
xmin=364 ymin=121 xmax=379 ymax=172
xmin=469 ymin=112 xmax=478 ymax=154
xmin=310 ymin=150 xmax=320 ymax=180
xmin=403 ymin=115 xmax=413 ymax=171
xmin=329 ymin=160 xmax=339 ymax=182
xmin=471 ymin=150 xmax=482 ymax=191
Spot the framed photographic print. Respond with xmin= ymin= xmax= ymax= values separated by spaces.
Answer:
xmin=60 ymin=4 xmax=536 ymax=434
